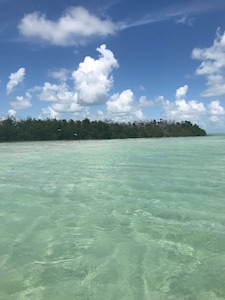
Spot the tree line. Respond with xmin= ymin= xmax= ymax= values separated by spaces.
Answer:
xmin=0 ymin=117 xmax=206 ymax=142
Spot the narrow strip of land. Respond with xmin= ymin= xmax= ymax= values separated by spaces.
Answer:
xmin=0 ymin=117 xmax=206 ymax=141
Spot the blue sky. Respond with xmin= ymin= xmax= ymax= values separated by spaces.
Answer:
xmin=1 ymin=0 xmax=225 ymax=133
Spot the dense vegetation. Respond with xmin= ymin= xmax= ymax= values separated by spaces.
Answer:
xmin=0 ymin=117 xmax=206 ymax=142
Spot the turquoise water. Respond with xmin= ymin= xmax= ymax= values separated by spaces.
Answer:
xmin=0 ymin=136 xmax=225 ymax=300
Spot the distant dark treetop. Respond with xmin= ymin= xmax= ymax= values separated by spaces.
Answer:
xmin=0 ymin=117 xmax=206 ymax=142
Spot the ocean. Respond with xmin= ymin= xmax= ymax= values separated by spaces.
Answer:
xmin=0 ymin=136 xmax=225 ymax=299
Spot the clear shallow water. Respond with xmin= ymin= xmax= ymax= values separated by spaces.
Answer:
xmin=0 ymin=136 xmax=225 ymax=300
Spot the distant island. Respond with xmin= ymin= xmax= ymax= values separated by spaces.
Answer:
xmin=0 ymin=117 xmax=206 ymax=142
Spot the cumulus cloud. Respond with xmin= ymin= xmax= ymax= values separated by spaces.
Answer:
xmin=40 ymin=104 xmax=89 ymax=120
xmin=208 ymin=100 xmax=225 ymax=117
xmin=159 ymin=85 xmax=206 ymax=123
xmin=209 ymin=100 xmax=225 ymax=114
xmin=107 ymin=89 xmax=135 ymax=113
xmin=176 ymin=84 xmax=188 ymax=99
xmin=18 ymin=7 xmax=116 ymax=46
xmin=36 ymin=82 xmax=84 ymax=114
xmin=51 ymin=100 xmax=83 ymax=114
xmin=33 ymin=44 xmax=118 ymax=118
xmin=8 ymin=109 xmax=16 ymax=117
xmin=72 ymin=44 xmax=118 ymax=105
xmin=17 ymin=1 xmax=225 ymax=47
xmin=192 ymin=28 xmax=225 ymax=97
xmin=148 ymin=87 xmax=225 ymax=131
xmin=149 ymin=86 xmax=207 ymax=124
xmin=206 ymin=100 xmax=225 ymax=127
xmin=6 ymin=67 xmax=25 ymax=95
xmin=4 ymin=42 xmax=224 ymax=131
xmin=106 ymin=89 xmax=144 ymax=121
xmin=163 ymin=99 xmax=206 ymax=122
xmin=38 ymin=82 xmax=72 ymax=102
xmin=9 ymin=92 xmax=32 ymax=110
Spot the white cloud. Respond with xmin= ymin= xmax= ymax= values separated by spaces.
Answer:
xmin=208 ymin=100 xmax=225 ymax=116
xmin=33 ymin=44 xmax=118 ymax=116
xmin=192 ymin=28 xmax=225 ymax=97
xmin=51 ymin=100 xmax=82 ymax=113
xmin=139 ymin=96 xmax=154 ymax=107
xmin=106 ymin=89 xmax=144 ymax=121
xmin=40 ymin=106 xmax=59 ymax=119
xmin=149 ymin=87 xmax=225 ymax=132
xmin=159 ymin=85 xmax=206 ymax=122
xmin=163 ymin=99 xmax=206 ymax=122
xmin=176 ymin=84 xmax=188 ymax=100
xmin=18 ymin=7 xmax=116 ymax=46
xmin=6 ymin=67 xmax=25 ymax=95
xmin=40 ymin=104 xmax=89 ymax=120
xmin=48 ymin=68 xmax=70 ymax=82
xmin=4 ymin=43 xmax=223 ymax=132
xmin=36 ymin=82 xmax=84 ymax=113
xmin=38 ymin=82 xmax=73 ymax=102
xmin=8 ymin=109 xmax=16 ymax=117
xmin=9 ymin=92 xmax=32 ymax=110
xmin=207 ymin=101 xmax=225 ymax=127
xmin=72 ymin=44 xmax=118 ymax=105
xmin=107 ymin=89 xmax=134 ymax=113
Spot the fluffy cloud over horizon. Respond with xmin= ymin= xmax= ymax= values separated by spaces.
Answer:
xmin=18 ymin=7 xmax=116 ymax=46
xmin=207 ymin=100 xmax=225 ymax=125
xmin=106 ymin=89 xmax=144 ymax=121
xmin=2 ymin=41 xmax=225 ymax=132
xmin=163 ymin=98 xmax=206 ymax=123
xmin=35 ymin=44 xmax=118 ymax=118
xmin=1 ymin=1 xmax=225 ymax=134
xmin=9 ymin=92 xmax=32 ymax=110
xmin=166 ymin=85 xmax=206 ymax=123
xmin=192 ymin=28 xmax=225 ymax=97
xmin=156 ymin=85 xmax=225 ymax=131
xmin=36 ymin=81 xmax=83 ymax=118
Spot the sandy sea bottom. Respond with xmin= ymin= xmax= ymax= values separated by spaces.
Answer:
xmin=0 ymin=136 xmax=225 ymax=299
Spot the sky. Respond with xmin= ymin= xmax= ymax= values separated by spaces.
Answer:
xmin=1 ymin=0 xmax=225 ymax=133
